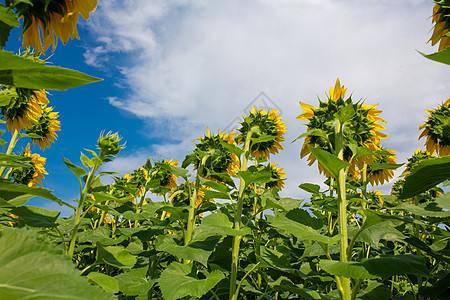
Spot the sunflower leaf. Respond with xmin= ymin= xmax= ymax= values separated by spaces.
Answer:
xmin=307 ymin=145 xmax=350 ymax=179
xmin=418 ymin=48 xmax=450 ymax=66
xmin=0 ymin=50 xmax=102 ymax=90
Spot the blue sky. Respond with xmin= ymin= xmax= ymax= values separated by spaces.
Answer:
xmin=3 ymin=0 xmax=449 ymax=216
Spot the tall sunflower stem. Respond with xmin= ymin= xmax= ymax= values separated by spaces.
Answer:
xmin=335 ymin=121 xmax=351 ymax=300
xmin=230 ymin=126 xmax=258 ymax=300
xmin=184 ymin=155 xmax=209 ymax=256
xmin=68 ymin=164 xmax=100 ymax=260
xmin=0 ymin=130 xmax=20 ymax=177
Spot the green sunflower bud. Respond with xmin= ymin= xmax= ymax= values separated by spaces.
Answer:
xmin=97 ymin=131 xmax=125 ymax=161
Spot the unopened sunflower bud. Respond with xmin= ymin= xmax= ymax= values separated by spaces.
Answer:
xmin=97 ymin=131 xmax=125 ymax=161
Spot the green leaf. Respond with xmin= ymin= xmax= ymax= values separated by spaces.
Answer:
xmin=117 ymin=227 xmax=163 ymax=242
xmin=62 ymin=155 xmax=87 ymax=179
xmin=293 ymin=129 xmax=328 ymax=143
xmin=87 ymin=272 xmax=119 ymax=293
xmin=320 ymin=255 xmax=429 ymax=279
xmin=256 ymin=246 xmax=294 ymax=272
xmin=159 ymin=262 xmax=224 ymax=300
xmin=369 ymin=163 xmax=403 ymax=172
xmin=115 ymin=267 xmax=156 ymax=296
xmin=307 ymin=145 xmax=350 ymax=179
xmin=334 ymin=104 xmax=355 ymax=124
xmin=0 ymin=153 xmax=31 ymax=168
xmin=0 ymin=5 xmax=19 ymax=48
xmin=156 ymin=235 xmax=220 ymax=266
xmin=419 ymin=48 xmax=450 ymax=66
xmin=191 ymin=212 xmax=251 ymax=241
xmin=399 ymin=156 xmax=450 ymax=199
xmin=10 ymin=206 xmax=60 ymax=228
xmin=0 ymin=50 xmax=102 ymax=90
xmin=0 ymin=228 xmax=114 ymax=300
xmin=80 ymin=152 xmax=94 ymax=168
xmin=237 ymin=169 xmax=272 ymax=186
xmin=266 ymin=214 xmax=340 ymax=244
xmin=199 ymin=176 xmax=229 ymax=193
xmin=0 ymin=179 xmax=75 ymax=209
xmin=95 ymin=243 xmax=137 ymax=269
xmin=355 ymin=221 xmax=405 ymax=248
xmin=219 ymin=139 xmax=244 ymax=157
xmin=299 ymin=183 xmax=321 ymax=194
xmin=78 ymin=227 xmax=126 ymax=246
xmin=387 ymin=202 xmax=450 ymax=218
xmin=271 ymin=278 xmax=335 ymax=300
xmin=154 ymin=162 xmax=189 ymax=178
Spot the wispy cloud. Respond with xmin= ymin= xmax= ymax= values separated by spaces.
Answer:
xmin=86 ymin=0 xmax=446 ymax=197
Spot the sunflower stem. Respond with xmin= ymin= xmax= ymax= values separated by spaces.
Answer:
xmin=0 ymin=130 xmax=20 ymax=177
xmin=230 ymin=126 xmax=258 ymax=300
xmin=335 ymin=120 xmax=351 ymax=300
xmin=68 ymin=164 xmax=100 ymax=260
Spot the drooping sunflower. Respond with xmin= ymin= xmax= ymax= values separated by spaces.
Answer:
xmin=366 ymin=147 xmax=397 ymax=186
xmin=149 ymin=158 xmax=179 ymax=193
xmin=12 ymin=0 xmax=98 ymax=53
xmin=297 ymin=78 xmax=388 ymax=177
xmin=1 ymin=89 xmax=49 ymax=133
xmin=236 ymin=106 xmax=287 ymax=160
xmin=26 ymin=105 xmax=61 ymax=150
xmin=10 ymin=144 xmax=48 ymax=187
xmin=428 ymin=2 xmax=450 ymax=51
xmin=170 ymin=182 xmax=214 ymax=209
xmin=263 ymin=162 xmax=287 ymax=190
xmin=418 ymin=98 xmax=450 ymax=157
xmin=190 ymin=128 xmax=240 ymax=182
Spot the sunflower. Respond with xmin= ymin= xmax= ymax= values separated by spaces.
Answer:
xmin=366 ymin=147 xmax=397 ymax=186
xmin=297 ymin=78 xmax=388 ymax=177
xmin=264 ymin=162 xmax=287 ymax=190
xmin=236 ymin=106 xmax=287 ymax=160
xmin=26 ymin=105 xmax=61 ymax=150
xmin=15 ymin=0 xmax=98 ymax=52
xmin=1 ymin=89 xmax=49 ymax=133
xmin=170 ymin=182 xmax=214 ymax=209
xmin=150 ymin=158 xmax=179 ymax=193
xmin=428 ymin=3 xmax=450 ymax=51
xmin=10 ymin=144 xmax=48 ymax=187
xmin=191 ymin=128 xmax=240 ymax=182
xmin=418 ymin=98 xmax=450 ymax=156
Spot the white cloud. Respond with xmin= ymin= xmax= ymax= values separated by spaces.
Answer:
xmin=86 ymin=0 xmax=447 ymax=197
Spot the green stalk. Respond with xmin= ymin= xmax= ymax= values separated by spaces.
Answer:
xmin=68 ymin=164 xmax=100 ymax=260
xmin=230 ymin=127 xmax=258 ymax=300
xmin=0 ymin=130 xmax=20 ymax=177
xmin=335 ymin=121 xmax=351 ymax=300
xmin=184 ymin=155 xmax=208 ymax=248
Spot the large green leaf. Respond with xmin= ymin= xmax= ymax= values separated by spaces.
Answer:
xmin=87 ymin=272 xmax=119 ymax=293
xmin=158 ymin=262 xmax=224 ymax=300
xmin=307 ymin=145 xmax=350 ymax=179
xmin=419 ymin=48 xmax=450 ymax=66
xmin=115 ymin=267 xmax=156 ymax=296
xmin=387 ymin=201 xmax=450 ymax=218
xmin=320 ymin=255 xmax=429 ymax=279
xmin=0 ymin=228 xmax=114 ymax=300
xmin=95 ymin=243 xmax=137 ymax=269
xmin=0 ymin=50 xmax=102 ymax=90
xmin=156 ymin=235 xmax=220 ymax=266
xmin=78 ymin=227 xmax=126 ymax=246
xmin=266 ymin=213 xmax=340 ymax=244
xmin=62 ymin=155 xmax=87 ymax=179
xmin=0 ymin=179 xmax=75 ymax=209
xmin=399 ymin=156 xmax=450 ymax=199
xmin=190 ymin=212 xmax=251 ymax=241
xmin=0 ymin=153 xmax=31 ymax=168
xmin=271 ymin=277 xmax=336 ymax=300
xmin=10 ymin=205 xmax=60 ymax=228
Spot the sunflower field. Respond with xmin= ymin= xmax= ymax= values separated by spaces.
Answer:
xmin=0 ymin=1 xmax=449 ymax=300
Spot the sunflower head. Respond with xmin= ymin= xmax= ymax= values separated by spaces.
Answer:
xmin=189 ymin=128 xmax=239 ymax=182
xmin=14 ymin=0 xmax=97 ymax=52
xmin=10 ymin=144 xmax=48 ymax=187
xmin=1 ymin=88 xmax=48 ymax=133
xmin=236 ymin=106 xmax=287 ymax=160
xmin=428 ymin=3 xmax=450 ymax=51
xmin=366 ymin=147 xmax=397 ymax=186
xmin=97 ymin=131 xmax=125 ymax=161
xmin=404 ymin=148 xmax=436 ymax=175
xmin=263 ymin=162 xmax=287 ymax=190
xmin=297 ymin=79 xmax=388 ymax=177
xmin=26 ymin=105 xmax=61 ymax=150
xmin=149 ymin=158 xmax=179 ymax=194
xmin=170 ymin=182 xmax=214 ymax=210
xmin=418 ymin=98 xmax=450 ymax=157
